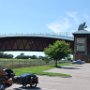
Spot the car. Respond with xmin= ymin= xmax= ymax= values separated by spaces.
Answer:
xmin=72 ymin=59 xmax=85 ymax=64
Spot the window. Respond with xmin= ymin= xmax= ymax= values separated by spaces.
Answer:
xmin=76 ymin=38 xmax=86 ymax=52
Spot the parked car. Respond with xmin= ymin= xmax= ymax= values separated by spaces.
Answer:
xmin=72 ymin=59 xmax=85 ymax=64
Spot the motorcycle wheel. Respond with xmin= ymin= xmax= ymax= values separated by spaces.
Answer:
xmin=30 ymin=83 xmax=37 ymax=88
xmin=0 ymin=83 xmax=5 ymax=90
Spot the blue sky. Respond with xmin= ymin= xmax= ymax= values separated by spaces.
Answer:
xmin=1 ymin=0 xmax=90 ymax=56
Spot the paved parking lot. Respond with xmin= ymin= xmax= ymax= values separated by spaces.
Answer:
xmin=6 ymin=63 xmax=90 ymax=90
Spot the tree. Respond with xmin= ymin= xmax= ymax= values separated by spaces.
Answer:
xmin=15 ymin=53 xmax=24 ymax=59
xmin=0 ymin=52 xmax=4 ymax=58
xmin=0 ymin=52 xmax=13 ymax=58
xmin=44 ymin=40 xmax=72 ymax=67
xmin=15 ymin=53 xmax=30 ymax=59
xmin=42 ymin=56 xmax=51 ymax=64
xmin=30 ymin=55 xmax=37 ymax=59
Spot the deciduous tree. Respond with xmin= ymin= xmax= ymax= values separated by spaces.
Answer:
xmin=44 ymin=40 xmax=72 ymax=67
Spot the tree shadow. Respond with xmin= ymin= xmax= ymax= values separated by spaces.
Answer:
xmin=56 ymin=66 xmax=80 ymax=70
xmin=13 ymin=87 xmax=41 ymax=90
xmin=60 ymin=75 xmax=72 ymax=78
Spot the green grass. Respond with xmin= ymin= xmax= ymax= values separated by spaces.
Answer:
xmin=13 ymin=65 xmax=71 ymax=77
xmin=0 ymin=58 xmax=72 ymax=77
xmin=59 ymin=62 xmax=72 ymax=66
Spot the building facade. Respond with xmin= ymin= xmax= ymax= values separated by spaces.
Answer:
xmin=73 ymin=30 xmax=90 ymax=62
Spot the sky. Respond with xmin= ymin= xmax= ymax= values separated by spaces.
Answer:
xmin=0 ymin=0 xmax=90 ymax=57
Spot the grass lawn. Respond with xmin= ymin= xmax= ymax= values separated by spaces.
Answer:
xmin=13 ymin=65 xmax=71 ymax=77
xmin=58 ymin=62 xmax=72 ymax=66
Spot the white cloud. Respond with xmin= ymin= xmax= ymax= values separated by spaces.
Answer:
xmin=67 ymin=11 xmax=79 ymax=23
xmin=47 ymin=11 xmax=90 ymax=35
xmin=86 ymin=27 xmax=90 ymax=31
xmin=83 ymin=14 xmax=89 ymax=20
xmin=47 ymin=18 xmax=71 ymax=34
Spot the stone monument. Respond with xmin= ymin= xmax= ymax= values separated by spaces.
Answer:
xmin=78 ymin=22 xmax=87 ymax=30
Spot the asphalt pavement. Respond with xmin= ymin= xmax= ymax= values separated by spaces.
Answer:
xmin=6 ymin=63 xmax=90 ymax=90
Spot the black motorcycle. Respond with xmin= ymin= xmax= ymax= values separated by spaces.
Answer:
xmin=13 ymin=73 xmax=38 ymax=88
xmin=0 ymin=68 xmax=39 ymax=89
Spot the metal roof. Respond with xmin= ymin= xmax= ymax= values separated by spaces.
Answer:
xmin=0 ymin=33 xmax=74 ymax=41
xmin=73 ymin=30 xmax=90 ymax=35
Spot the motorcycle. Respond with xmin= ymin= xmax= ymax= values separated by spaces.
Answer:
xmin=13 ymin=73 xmax=38 ymax=88
xmin=0 ymin=68 xmax=39 ymax=90
xmin=0 ymin=68 xmax=15 ymax=90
